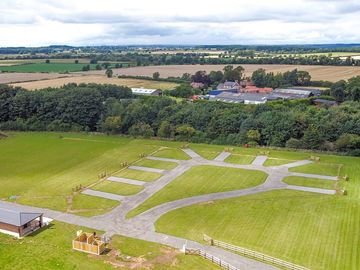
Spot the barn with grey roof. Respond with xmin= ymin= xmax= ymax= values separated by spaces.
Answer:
xmin=0 ymin=202 xmax=44 ymax=238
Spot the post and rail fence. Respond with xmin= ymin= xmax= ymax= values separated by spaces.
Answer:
xmin=185 ymin=248 xmax=240 ymax=270
xmin=203 ymin=234 xmax=310 ymax=270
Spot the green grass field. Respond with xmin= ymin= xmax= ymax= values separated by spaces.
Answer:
xmin=0 ymin=221 xmax=220 ymax=270
xmin=263 ymin=158 xmax=296 ymax=167
xmin=0 ymin=63 xmax=102 ymax=73
xmin=127 ymin=165 xmax=267 ymax=218
xmin=289 ymin=162 xmax=341 ymax=176
xmin=156 ymin=153 xmax=360 ymax=270
xmin=92 ymin=180 xmax=144 ymax=196
xmin=71 ymin=194 xmax=119 ymax=216
xmin=224 ymin=154 xmax=255 ymax=164
xmin=283 ymin=176 xmax=337 ymax=190
xmin=114 ymin=169 xmax=162 ymax=182
xmin=135 ymin=158 xmax=178 ymax=170
xmin=153 ymin=148 xmax=191 ymax=160
xmin=188 ymin=144 xmax=222 ymax=160
xmin=0 ymin=132 xmax=163 ymax=212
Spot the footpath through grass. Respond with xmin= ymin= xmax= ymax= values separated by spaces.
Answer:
xmin=0 ymin=221 xmax=221 ymax=270
xmin=156 ymin=154 xmax=360 ymax=270
xmin=127 ymin=165 xmax=267 ymax=218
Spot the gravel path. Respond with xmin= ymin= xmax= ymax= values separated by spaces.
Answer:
xmin=286 ymin=185 xmax=337 ymax=195
xmin=107 ymin=176 xmax=146 ymax=186
xmin=252 ymin=155 xmax=268 ymax=166
xmin=214 ymin=151 xmax=231 ymax=162
xmin=289 ymin=172 xmax=338 ymax=180
xmin=128 ymin=165 xmax=166 ymax=174
xmin=82 ymin=189 xmax=125 ymax=201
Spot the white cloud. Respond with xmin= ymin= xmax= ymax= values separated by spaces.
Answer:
xmin=0 ymin=0 xmax=359 ymax=46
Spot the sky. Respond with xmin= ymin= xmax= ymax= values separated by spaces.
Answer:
xmin=0 ymin=0 xmax=360 ymax=46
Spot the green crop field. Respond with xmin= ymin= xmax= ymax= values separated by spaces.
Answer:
xmin=0 ymin=63 xmax=101 ymax=73
xmin=127 ymin=165 xmax=267 ymax=218
xmin=0 ymin=221 xmax=220 ymax=270
xmin=156 ymin=153 xmax=360 ymax=270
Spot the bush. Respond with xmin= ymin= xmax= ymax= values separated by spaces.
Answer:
xmin=129 ymin=122 xmax=154 ymax=138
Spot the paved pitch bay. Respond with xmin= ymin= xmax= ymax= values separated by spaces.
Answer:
xmin=4 ymin=150 xmax=339 ymax=270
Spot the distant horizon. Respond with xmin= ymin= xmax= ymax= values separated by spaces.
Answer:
xmin=1 ymin=43 xmax=360 ymax=49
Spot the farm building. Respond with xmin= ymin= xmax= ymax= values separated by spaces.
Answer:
xmin=273 ymin=88 xmax=314 ymax=99
xmin=209 ymin=92 xmax=268 ymax=104
xmin=0 ymin=202 xmax=44 ymax=238
xmin=217 ymin=81 xmax=240 ymax=90
xmin=313 ymin=99 xmax=338 ymax=107
xmin=241 ymin=85 xmax=273 ymax=93
xmin=209 ymin=81 xmax=241 ymax=96
xmin=72 ymin=231 xmax=106 ymax=255
xmin=131 ymin=88 xmax=162 ymax=96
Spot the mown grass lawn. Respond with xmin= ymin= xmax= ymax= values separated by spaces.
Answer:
xmin=71 ymin=194 xmax=119 ymax=216
xmin=127 ymin=165 xmax=267 ymax=218
xmin=114 ymin=169 xmax=162 ymax=182
xmin=188 ymin=144 xmax=222 ymax=160
xmin=156 ymin=155 xmax=360 ymax=270
xmin=283 ymin=176 xmax=337 ymax=190
xmin=263 ymin=158 xmax=297 ymax=167
xmin=289 ymin=162 xmax=341 ymax=176
xmin=0 ymin=132 xmax=159 ymax=212
xmin=135 ymin=158 xmax=178 ymax=170
xmin=153 ymin=148 xmax=191 ymax=160
xmin=224 ymin=154 xmax=255 ymax=164
xmin=92 ymin=180 xmax=144 ymax=196
xmin=0 ymin=221 xmax=220 ymax=270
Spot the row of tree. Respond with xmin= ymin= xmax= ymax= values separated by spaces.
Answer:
xmin=1 ymin=82 xmax=360 ymax=155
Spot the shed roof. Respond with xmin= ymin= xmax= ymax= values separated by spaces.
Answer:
xmin=0 ymin=202 xmax=42 ymax=226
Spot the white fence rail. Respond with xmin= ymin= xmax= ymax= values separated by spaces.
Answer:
xmin=203 ymin=234 xmax=310 ymax=270
xmin=185 ymin=248 xmax=240 ymax=270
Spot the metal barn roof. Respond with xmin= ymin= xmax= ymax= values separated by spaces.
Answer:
xmin=0 ymin=202 xmax=42 ymax=226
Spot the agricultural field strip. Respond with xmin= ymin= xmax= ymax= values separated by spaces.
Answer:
xmin=3 ymin=150 xmax=340 ymax=270
xmin=107 ymin=176 xmax=146 ymax=186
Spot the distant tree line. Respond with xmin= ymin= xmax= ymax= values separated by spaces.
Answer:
xmin=1 ymin=82 xmax=360 ymax=155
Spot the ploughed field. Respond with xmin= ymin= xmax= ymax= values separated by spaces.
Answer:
xmin=108 ymin=64 xmax=360 ymax=82
xmin=11 ymin=75 xmax=179 ymax=90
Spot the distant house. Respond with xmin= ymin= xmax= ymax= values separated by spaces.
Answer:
xmin=0 ymin=202 xmax=44 ymax=238
xmin=191 ymin=82 xmax=204 ymax=89
xmin=217 ymin=81 xmax=240 ymax=91
xmin=131 ymin=88 xmax=162 ymax=96
xmin=209 ymin=81 xmax=240 ymax=96
xmin=313 ymin=99 xmax=337 ymax=107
